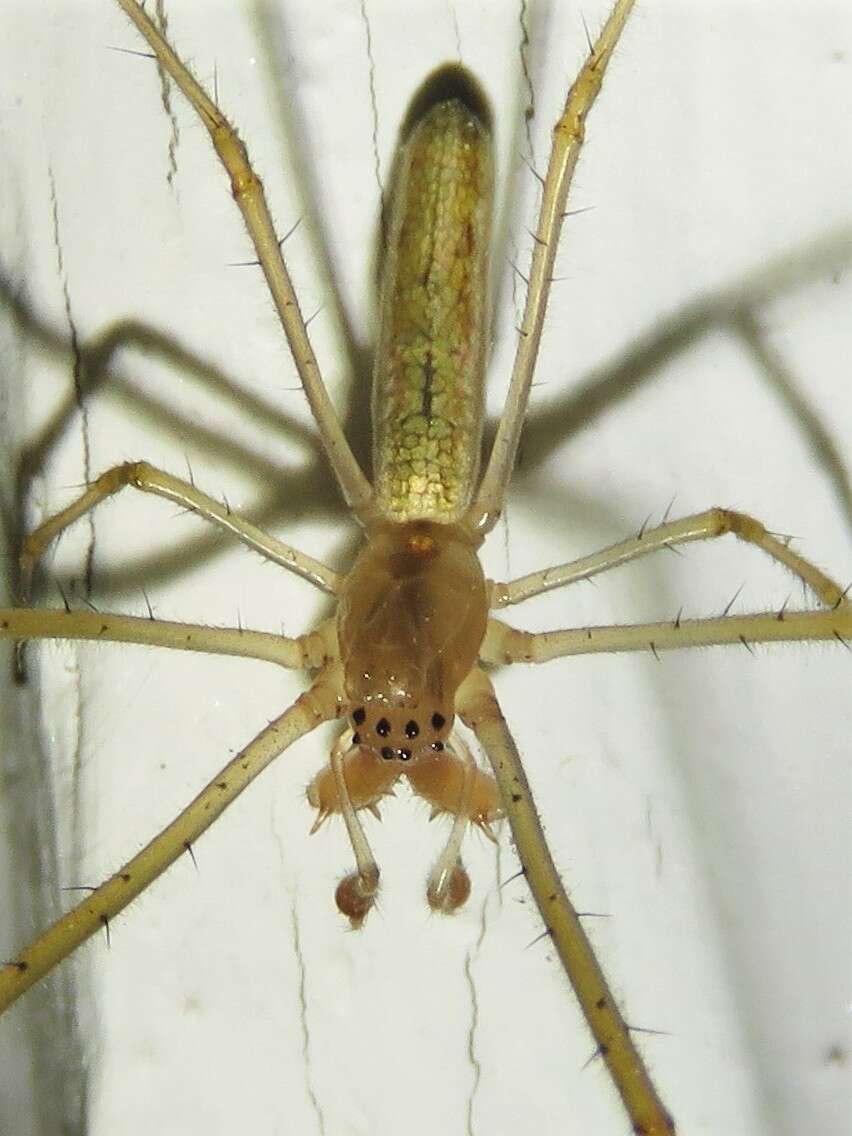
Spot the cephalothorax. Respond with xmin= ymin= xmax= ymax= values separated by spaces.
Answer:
xmin=334 ymin=522 xmax=489 ymax=770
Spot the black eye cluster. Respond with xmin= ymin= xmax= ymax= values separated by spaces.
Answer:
xmin=350 ymin=708 xmax=447 ymax=759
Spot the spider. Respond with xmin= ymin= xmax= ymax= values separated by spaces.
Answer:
xmin=1 ymin=2 xmax=852 ymax=1136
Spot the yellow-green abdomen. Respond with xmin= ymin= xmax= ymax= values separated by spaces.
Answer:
xmin=372 ymin=74 xmax=493 ymax=523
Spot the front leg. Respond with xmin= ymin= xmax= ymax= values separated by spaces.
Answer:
xmin=114 ymin=0 xmax=373 ymax=516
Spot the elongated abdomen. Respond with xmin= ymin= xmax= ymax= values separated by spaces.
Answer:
xmin=372 ymin=70 xmax=493 ymax=523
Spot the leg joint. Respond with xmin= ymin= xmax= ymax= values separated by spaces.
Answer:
xmin=123 ymin=460 xmax=155 ymax=488
xmin=704 ymin=506 xmax=767 ymax=543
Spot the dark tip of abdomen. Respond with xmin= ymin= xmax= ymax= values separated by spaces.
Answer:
xmin=400 ymin=64 xmax=492 ymax=140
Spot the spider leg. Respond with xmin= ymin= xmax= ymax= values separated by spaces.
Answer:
xmin=469 ymin=0 xmax=636 ymax=532
xmin=482 ymin=603 xmax=852 ymax=665
xmin=0 ymin=666 xmax=343 ymax=1013
xmin=21 ymin=460 xmax=339 ymax=601
xmin=457 ymin=666 xmax=674 ymax=1136
xmin=114 ymin=0 xmax=373 ymax=517
xmin=491 ymin=507 xmax=846 ymax=609
xmin=0 ymin=608 xmax=333 ymax=670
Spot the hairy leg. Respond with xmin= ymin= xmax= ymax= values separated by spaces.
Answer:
xmin=491 ymin=508 xmax=846 ymax=610
xmin=21 ymin=460 xmax=339 ymax=600
xmin=0 ymin=666 xmax=343 ymax=1012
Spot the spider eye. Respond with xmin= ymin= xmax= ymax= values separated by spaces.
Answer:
xmin=380 ymin=747 xmax=395 ymax=761
xmin=376 ymin=718 xmax=391 ymax=738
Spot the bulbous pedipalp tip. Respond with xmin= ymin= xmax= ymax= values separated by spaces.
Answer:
xmin=335 ymin=870 xmax=379 ymax=929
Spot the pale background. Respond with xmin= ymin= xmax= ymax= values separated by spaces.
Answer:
xmin=0 ymin=2 xmax=850 ymax=1134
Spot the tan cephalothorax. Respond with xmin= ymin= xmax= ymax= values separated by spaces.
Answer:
xmin=337 ymin=524 xmax=488 ymax=766
xmin=1 ymin=3 xmax=848 ymax=1134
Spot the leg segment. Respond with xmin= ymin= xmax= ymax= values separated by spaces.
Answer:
xmin=469 ymin=0 xmax=636 ymax=532
xmin=115 ymin=0 xmax=373 ymax=517
xmin=491 ymin=508 xmax=846 ymax=609
xmin=0 ymin=668 xmax=343 ymax=1012
xmin=0 ymin=607 xmax=332 ymax=670
xmin=21 ymin=460 xmax=339 ymax=599
xmin=457 ymin=667 xmax=674 ymax=1136
xmin=482 ymin=603 xmax=852 ymax=665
